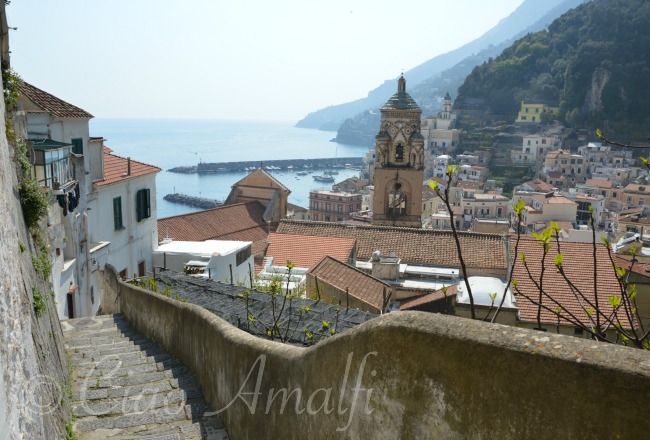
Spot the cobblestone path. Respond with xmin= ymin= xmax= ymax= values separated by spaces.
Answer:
xmin=63 ymin=314 xmax=229 ymax=440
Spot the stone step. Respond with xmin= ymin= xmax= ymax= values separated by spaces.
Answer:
xmin=73 ymin=352 xmax=173 ymax=370
xmin=75 ymin=357 xmax=183 ymax=379
xmin=79 ymin=412 xmax=228 ymax=439
xmin=70 ymin=345 xmax=167 ymax=364
xmin=65 ymin=332 xmax=148 ymax=349
xmin=75 ymin=400 xmax=211 ymax=432
xmin=73 ymin=388 xmax=204 ymax=418
xmin=65 ymin=314 xmax=229 ymax=439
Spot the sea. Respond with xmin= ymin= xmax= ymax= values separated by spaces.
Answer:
xmin=89 ymin=119 xmax=371 ymax=219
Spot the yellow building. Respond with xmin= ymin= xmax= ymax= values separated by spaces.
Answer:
xmin=515 ymin=101 xmax=559 ymax=124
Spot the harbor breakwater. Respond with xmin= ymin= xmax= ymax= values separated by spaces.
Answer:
xmin=162 ymin=193 xmax=223 ymax=209
xmin=168 ymin=157 xmax=365 ymax=173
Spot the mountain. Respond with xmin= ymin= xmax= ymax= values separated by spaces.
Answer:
xmin=455 ymin=0 xmax=650 ymax=134
xmin=296 ymin=0 xmax=585 ymax=136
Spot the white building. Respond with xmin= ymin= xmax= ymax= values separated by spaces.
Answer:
xmin=421 ymin=93 xmax=460 ymax=152
xmin=18 ymin=82 xmax=160 ymax=318
xmin=92 ymin=148 xmax=160 ymax=281
xmin=153 ymin=240 xmax=253 ymax=286
xmin=432 ymin=154 xmax=450 ymax=178
xmin=511 ymin=134 xmax=559 ymax=165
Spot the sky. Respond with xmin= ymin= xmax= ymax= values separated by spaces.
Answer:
xmin=7 ymin=0 xmax=524 ymax=122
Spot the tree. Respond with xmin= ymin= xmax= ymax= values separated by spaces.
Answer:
xmin=433 ymin=153 xmax=650 ymax=349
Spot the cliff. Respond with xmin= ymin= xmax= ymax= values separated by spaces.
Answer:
xmin=456 ymin=0 xmax=650 ymax=135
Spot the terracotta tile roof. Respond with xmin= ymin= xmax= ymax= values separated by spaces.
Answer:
xmin=525 ymin=179 xmax=554 ymax=192
xmin=158 ymin=202 xmax=269 ymax=255
xmin=232 ymin=168 xmax=290 ymax=192
xmin=399 ymin=285 xmax=456 ymax=311
xmin=287 ymin=202 xmax=307 ymax=213
xmin=586 ymin=179 xmax=613 ymax=189
xmin=456 ymin=180 xmax=483 ymax=190
xmin=18 ymin=82 xmax=94 ymax=118
xmin=422 ymin=185 xmax=437 ymax=199
xmin=511 ymin=236 xmax=631 ymax=328
xmin=95 ymin=149 xmax=161 ymax=187
xmin=555 ymin=221 xmax=574 ymax=231
xmin=309 ymin=256 xmax=390 ymax=311
xmin=532 ymin=194 xmax=576 ymax=205
xmin=277 ymin=220 xmax=507 ymax=271
xmin=624 ymin=184 xmax=650 ymax=194
xmin=546 ymin=171 xmax=566 ymax=179
xmin=266 ymin=233 xmax=356 ymax=270
xmin=614 ymin=256 xmax=650 ymax=279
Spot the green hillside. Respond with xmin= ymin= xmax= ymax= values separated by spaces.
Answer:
xmin=456 ymin=0 xmax=650 ymax=133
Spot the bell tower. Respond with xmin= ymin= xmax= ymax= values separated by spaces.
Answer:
xmin=372 ymin=75 xmax=424 ymax=228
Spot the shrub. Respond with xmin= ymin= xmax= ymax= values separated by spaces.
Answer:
xmin=20 ymin=178 xmax=49 ymax=229
xmin=32 ymin=287 xmax=46 ymax=318
xmin=2 ymin=67 xmax=22 ymax=111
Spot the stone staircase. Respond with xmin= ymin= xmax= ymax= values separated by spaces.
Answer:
xmin=62 ymin=314 xmax=229 ymax=440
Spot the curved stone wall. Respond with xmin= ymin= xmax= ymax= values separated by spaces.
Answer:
xmin=108 ymin=267 xmax=650 ymax=439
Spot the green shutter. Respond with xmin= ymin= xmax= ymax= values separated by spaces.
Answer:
xmin=144 ymin=188 xmax=151 ymax=219
xmin=113 ymin=197 xmax=122 ymax=229
xmin=136 ymin=190 xmax=143 ymax=222
xmin=136 ymin=189 xmax=151 ymax=222
xmin=71 ymin=138 xmax=83 ymax=155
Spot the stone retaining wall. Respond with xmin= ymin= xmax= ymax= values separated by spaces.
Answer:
xmin=105 ymin=266 xmax=650 ymax=439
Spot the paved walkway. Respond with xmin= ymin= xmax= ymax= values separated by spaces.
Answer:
xmin=63 ymin=314 xmax=229 ymax=440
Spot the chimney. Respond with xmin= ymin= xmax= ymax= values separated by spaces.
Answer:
xmin=127 ymin=157 xmax=131 ymax=176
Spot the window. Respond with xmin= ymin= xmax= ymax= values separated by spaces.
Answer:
xmin=113 ymin=197 xmax=123 ymax=230
xmin=325 ymin=203 xmax=330 ymax=212
xmin=395 ymin=144 xmax=404 ymax=162
xmin=138 ymin=261 xmax=146 ymax=277
xmin=119 ymin=268 xmax=128 ymax=280
xmin=136 ymin=188 xmax=151 ymax=222
xmin=71 ymin=138 xmax=83 ymax=155
xmin=236 ymin=245 xmax=251 ymax=266
xmin=313 ymin=201 xmax=318 ymax=210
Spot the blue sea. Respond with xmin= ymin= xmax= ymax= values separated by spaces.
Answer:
xmin=89 ymin=119 xmax=370 ymax=219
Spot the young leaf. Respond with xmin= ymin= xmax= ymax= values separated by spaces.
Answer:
xmin=608 ymin=296 xmax=621 ymax=307
xmin=554 ymin=253 xmax=564 ymax=267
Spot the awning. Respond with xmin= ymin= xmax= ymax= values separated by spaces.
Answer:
xmin=29 ymin=138 xmax=72 ymax=151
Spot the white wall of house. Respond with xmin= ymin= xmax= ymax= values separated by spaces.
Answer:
xmin=91 ymin=173 xmax=158 ymax=281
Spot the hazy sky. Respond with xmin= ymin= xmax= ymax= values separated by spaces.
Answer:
xmin=8 ymin=0 xmax=524 ymax=122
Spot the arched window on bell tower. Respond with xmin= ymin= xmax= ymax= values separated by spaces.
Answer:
xmin=387 ymin=181 xmax=408 ymax=217
xmin=395 ymin=144 xmax=404 ymax=162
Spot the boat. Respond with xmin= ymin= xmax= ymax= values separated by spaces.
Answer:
xmin=324 ymin=170 xmax=339 ymax=175
xmin=313 ymin=175 xmax=335 ymax=183
xmin=297 ymin=171 xmax=308 ymax=176
xmin=287 ymin=165 xmax=294 ymax=170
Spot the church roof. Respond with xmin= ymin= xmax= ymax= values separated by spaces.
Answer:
xmin=444 ymin=92 xmax=452 ymax=100
xmin=381 ymin=76 xmax=421 ymax=112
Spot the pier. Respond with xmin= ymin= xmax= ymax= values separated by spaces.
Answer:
xmin=168 ymin=157 xmax=364 ymax=174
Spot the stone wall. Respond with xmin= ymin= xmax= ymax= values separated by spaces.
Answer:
xmin=0 ymin=96 xmax=71 ymax=435
xmin=107 ymin=267 xmax=650 ymax=440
